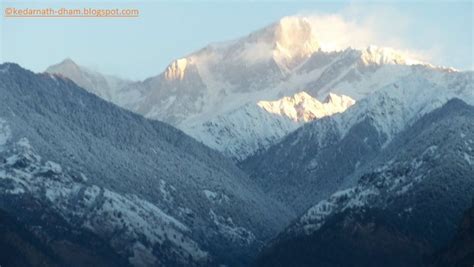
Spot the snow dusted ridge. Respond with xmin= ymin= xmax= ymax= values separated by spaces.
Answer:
xmin=258 ymin=91 xmax=355 ymax=123
xmin=259 ymin=98 xmax=474 ymax=265
xmin=288 ymin=97 xmax=474 ymax=238
xmin=332 ymin=72 xmax=474 ymax=146
xmin=0 ymin=138 xmax=208 ymax=266
xmin=182 ymin=91 xmax=354 ymax=160
xmin=1 ymin=63 xmax=295 ymax=266
xmin=360 ymin=45 xmax=423 ymax=66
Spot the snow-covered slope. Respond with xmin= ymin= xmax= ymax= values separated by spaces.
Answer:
xmin=182 ymin=103 xmax=299 ymax=162
xmin=0 ymin=138 xmax=207 ymax=266
xmin=297 ymin=99 xmax=474 ymax=236
xmin=183 ymin=91 xmax=354 ymax=160
xmin=0 ymin=63 xmax=294 ymax=266
xmin=256 ymin=99 xmax=474 ymax=266
xmin=242 ymin=70 xmax=474 ymax=213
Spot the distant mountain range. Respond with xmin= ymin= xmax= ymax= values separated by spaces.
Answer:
xmin=45 ymin=16 xmax=454 ymax=161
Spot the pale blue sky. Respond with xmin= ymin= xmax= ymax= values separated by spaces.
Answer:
xmin=1 ymin=0 xmax=473 ymax=80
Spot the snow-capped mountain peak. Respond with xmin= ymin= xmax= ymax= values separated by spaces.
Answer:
xmin=269 ymin=16 xmax=320 ymax=69
xmin=47 ymin=58 xmax=84 ymax=79
xmin=258 ymin=91 xmax=355 ymax=122
xmin=45 ymin=59 xmax=146 ymax=110
xmin=46 ymin=58 xmax=117 ymax=99
xmin=56 ymin=57 xmax=79 ymax=68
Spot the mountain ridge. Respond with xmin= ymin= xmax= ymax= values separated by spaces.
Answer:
xmin=256 ymin=98 xmax=474 ymax=266
xmin=0 ymin=62 xmax=294 ymax=266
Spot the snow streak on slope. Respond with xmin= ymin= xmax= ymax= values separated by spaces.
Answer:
xmin=183 ymin=92 xmax=354 ymax=160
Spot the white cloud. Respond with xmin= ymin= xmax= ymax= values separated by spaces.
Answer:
xmin=298 ymin=4 xmax=433 ymax=63
xmin=305 ymin=14 xmax=375 ymax=51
